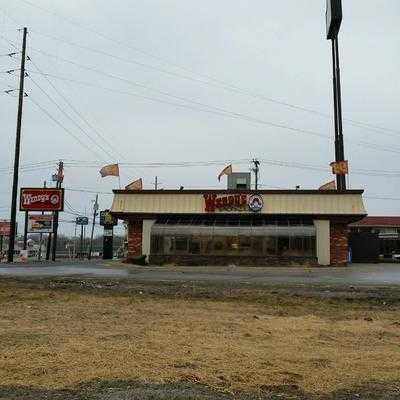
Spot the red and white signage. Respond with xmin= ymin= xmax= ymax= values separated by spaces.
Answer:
xmin=0 ymin=220 xmax=11 ymax=236
xmin=20 ymin=188 xmax=64 ymax=212
xmin=204 ymin=193 xmax=264 ymax=213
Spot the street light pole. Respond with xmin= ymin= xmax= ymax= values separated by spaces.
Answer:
xmin=326 ymin=0 xmax=346 ymax=191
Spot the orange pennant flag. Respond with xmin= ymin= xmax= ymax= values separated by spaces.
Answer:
xmin=319 ymin=180 xmax=336 ymax=190
xmin=125 ymin=178 xmax=143 ymax=190
xmin=330 ymin=160 xmax=348 ymax=176
xmin=218 ymin=164 xmax=233 ymax=181
xmin=99 ymin=164 xmax=119 ymax=178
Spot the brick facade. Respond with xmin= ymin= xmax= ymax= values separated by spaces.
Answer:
xmin=150 ymin=255 xmax=317 ymax=267
xmin=127 ymin=220 xmax=143 ymax=258
xmin=330 ymin=222 xmax=349 ymax=266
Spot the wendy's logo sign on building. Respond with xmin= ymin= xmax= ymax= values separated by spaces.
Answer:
xmin=204 ymin=193 xmax=264 ymax=213
xmin=20 ymin=188 xmax=64 ymax=211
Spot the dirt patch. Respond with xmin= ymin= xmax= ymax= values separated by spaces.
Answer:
xmin=0 ymin=279 xmax=400 ymax=399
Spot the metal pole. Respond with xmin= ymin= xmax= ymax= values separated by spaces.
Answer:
xmin=51 ymin=161 xmax=63 ymax=261
xmin=38 ymin=233 xmax=43 ymax=260
xmin=38 ymin=181 xmax=46 ymax=261
xmin=331 ymin=38 xmax=341 ymax=191
xmin=83 ymin=225 xmax=86 ymax=257
xmin=74 ymin=223 xmax=77 ymax=258
xmin=252 ymin=159 xmax=260 ymax=190
xmin=88 ymin=194 xmax=98 ymax=260
xmin=23 ymin=211 xmax=28 ymax=250
xmin=80 ymin=224 xmax=84 ymax=259
xmin=7 ymin=27 xmax=28 ymax=263
xmin=334 ymin=37 xmax=346 ymax=190
xmin=46 ymin=232 xmax=52 ymax=260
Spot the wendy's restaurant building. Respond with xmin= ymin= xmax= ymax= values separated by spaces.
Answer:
xmin=110 ymin=188 xmax=367 ymax=267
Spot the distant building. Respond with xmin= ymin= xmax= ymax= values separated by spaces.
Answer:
xmin=349 ymin=217 xmax=400 ymax=260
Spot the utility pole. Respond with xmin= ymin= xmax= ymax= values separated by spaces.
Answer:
xmin=88 ymin=194 xmax=98 ymax=260
xmin=252 ymin=159 xmax=260 ymax=190
xmin=154 ymin=176 xmax=158 ymax=190
xmin=51 ymin=160 xmax=63 ymax=261
xmin=7 ymin=27 xmax=28 ymax=263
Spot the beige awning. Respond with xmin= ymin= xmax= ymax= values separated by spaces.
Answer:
xmin=110 ymin=190 xmax=366 ymax=216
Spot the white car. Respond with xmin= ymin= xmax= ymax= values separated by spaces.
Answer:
xmin=392 ymin=252 xmax=400 ymax=261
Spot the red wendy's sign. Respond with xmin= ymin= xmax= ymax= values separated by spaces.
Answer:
xmin=204 ymin=193 xmax=248 ymax=212
xmin=204 ymin=193 xmax=264 ymax=213
xmin=20 ymin=188 xmax=64 ymax=212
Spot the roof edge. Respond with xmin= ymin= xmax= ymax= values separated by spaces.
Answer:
xmin=112 ymin=189 xmax=365 ymax=195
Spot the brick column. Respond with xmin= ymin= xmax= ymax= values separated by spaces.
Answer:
xmin=127 ymin=219 xmax=143 ymax=258
xmin=330 ymin=223 xmax=348 ymax=266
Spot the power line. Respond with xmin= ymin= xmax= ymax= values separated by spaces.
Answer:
xmin=65 ymin=187 xmax=113 ymax=195
xmin=61 ymin=158 xmax=400 ymax=178
xmin=28 ymin=56 xmax=126 ymax=162
xmin=25 ymin=58 xmax=400 ymax=156
xmin=28 ymin=75 xmax=113 ymax=161
xmin=4 ymin=4 xmax=400 ymax=148
xmin=28 ymin=95 xmax=108 ymax=161
xmin=0 ymin=34 xmax=19 ymax=50
xmin=9 ymin=3 xmax=400 ymax=142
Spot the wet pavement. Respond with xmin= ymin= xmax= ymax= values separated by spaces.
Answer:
xmin=0 ymin=261 xmax=400 ymax=286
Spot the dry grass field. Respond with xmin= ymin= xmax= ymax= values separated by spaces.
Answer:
xmin=0 ymin=280 xmax=400 ymax=399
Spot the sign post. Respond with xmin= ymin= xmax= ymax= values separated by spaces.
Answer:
xmin=76 ymin=216 xmax=89 ymax=258
xmin=100 ymin=210 xmax=117 ymax=259
xmin=326 ymin=0 xmax=346 ymax=191
xmin=23 ymin=211 xmax=28 ymax=250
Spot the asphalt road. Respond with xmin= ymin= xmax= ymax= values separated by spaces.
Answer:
xmin=1 ymin=260 xmax=400 ymax=286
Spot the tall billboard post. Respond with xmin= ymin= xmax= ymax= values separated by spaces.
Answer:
xmin=100 ymin=210 xmax=117 ymax=260
xmin=326 ymin=0 xmax=346 ymax=191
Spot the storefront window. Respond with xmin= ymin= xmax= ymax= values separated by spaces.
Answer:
xmin=174 ymin=236 xmax=188 ymax=253
xmin=151 ymin=235 xmax=164 ymax=254
xmin=151 ymin=220 xmax=316 ymax=258
xmin=264 ymin=237 xmax=277 ymax=255
xmin=189 ymin=237 xmax=201 ymax=254
xmin=239 ymin=236 xmax=252 ymax=255
xmin=277 ymin=237 xmax=290 ymax=256
xmin=251 ymin=237 xmax=264 ymax=255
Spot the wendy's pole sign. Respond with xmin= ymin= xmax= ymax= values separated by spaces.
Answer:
xmin=19 ymin=188 xmax=64 ymax=212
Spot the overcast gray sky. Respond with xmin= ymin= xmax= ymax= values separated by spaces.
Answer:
xmin=1 ymin=0 xmax=399 ymax=235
